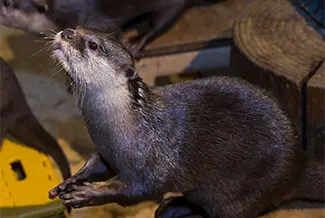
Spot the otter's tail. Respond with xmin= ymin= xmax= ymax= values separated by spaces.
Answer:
xmin=8 ymin=111 xmax=71 ymax=180
xmin=289 ymin=157 xmax=324 ymax=201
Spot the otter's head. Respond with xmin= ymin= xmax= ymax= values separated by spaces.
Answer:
xmin=0 ymin=0 xmax=58 ymax=33
xmin=52 ymin=26 xmax=138 ymax=90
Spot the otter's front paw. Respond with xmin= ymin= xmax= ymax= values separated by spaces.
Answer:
xmin=49 ymin=175 xmax=85 ymax=199
xmin=59 ymin=182 xmax=107 ymax=208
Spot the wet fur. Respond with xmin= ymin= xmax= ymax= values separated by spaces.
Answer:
xmin=49 ymin=27 xmax=324 ymax=218
xmin=0 ymin=57 xmax=71 ymax=180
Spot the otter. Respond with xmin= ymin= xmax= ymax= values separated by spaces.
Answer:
xmin=48 ymin=27 xmax=324 ymax=218
xmin=0 ymin=0 xmax=221 ymax=58
xmin=0 ymin=57 xmax=71 ymax=180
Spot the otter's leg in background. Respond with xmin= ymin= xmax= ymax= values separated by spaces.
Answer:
xmin=49 ymin=152 xmax=116 ymax=199
xmin=0 ymin=123 xmax=6 ymax=145
xmin=123 ymin=1 xmax=185 ymax=58
xmin=155 ymin=196 xmax=208 ymax=218
xmin=59 ymin=178 xmax=158 ymax=208
xmin=8 ymin=111 xmax=71 ymax=180
xmin=0 ymin=100 xmax=18 ymax=146
xmin=0 ymin=115 xmax=10 ymax=146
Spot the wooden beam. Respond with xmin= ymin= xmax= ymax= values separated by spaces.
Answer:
xmin=137 ymin=45 xmax=231 ymax=85
xmin=306 ymin=60 xmax=325 ymax=158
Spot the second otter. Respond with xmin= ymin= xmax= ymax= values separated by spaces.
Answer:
xmin=48 ymin=27 xmax=324 ymax=218
xmin=0 ymin=0 xmax=220 ymax=58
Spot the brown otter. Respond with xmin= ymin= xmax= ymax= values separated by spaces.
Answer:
xmin=48 ymin=27 xmax=324 ymax=218
xmin=0 ymin=57 xmax=71 ymax=180
xmin=0 ymin=0 xmax=221 ymax=58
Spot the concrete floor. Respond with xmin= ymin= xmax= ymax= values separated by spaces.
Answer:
xmin=0 ymin=11 xmax=324 ymax=218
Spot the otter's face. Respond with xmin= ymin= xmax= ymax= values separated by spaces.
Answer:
xmin=0 ymin=0 xmax=58 ymax=33
xmin=52 ymin=26 xmax=137 ymax=89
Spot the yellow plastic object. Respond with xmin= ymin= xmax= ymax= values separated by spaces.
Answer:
xmin=0 ymin=138 xmax=65 ymax=218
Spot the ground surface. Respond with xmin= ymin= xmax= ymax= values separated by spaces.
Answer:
xmin=0 ymin=15 xmax=324 ymax=218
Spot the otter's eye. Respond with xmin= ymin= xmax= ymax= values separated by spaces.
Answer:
xmin=88 ymin=41 xmax=98 ymax=51
xmin=36 ymin=5 xmax=47 ymax=13
xmin=3 ymin=0 xmax=13 ymax=7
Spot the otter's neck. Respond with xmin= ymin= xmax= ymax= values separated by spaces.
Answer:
xmin=80 ymin=78 xmax=162 ymax=132
xmin=127 ymin=77 xmax=157 ymax=110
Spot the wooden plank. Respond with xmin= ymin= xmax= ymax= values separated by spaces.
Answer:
xmin=137 ymin=45 xmax=231 ymax=85
xmin=145 ymin=0 xmax=245 ymax=50
xmin=141 ymin=38 xmax=232 ymax=58
xmin=133 ymin=0 xmax=244 ymax=84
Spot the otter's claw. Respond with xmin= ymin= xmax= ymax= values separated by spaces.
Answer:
xmin=49 ymin=176 xmax=82 ymax=199
xmin=59 ymin=182 xmax=106 ymax=208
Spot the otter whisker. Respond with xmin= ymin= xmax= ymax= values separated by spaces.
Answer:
xmin=40 ymin=31 xmax=56 ymax=40
xmin=85 ymin=15 xmax=94 ymax=27
xmin=48 ymin=29 xmax=58 ymax=35
xmin=34 ymin=39 xmax=50 ymax=43
xmin=106 ymin=31 xmax=118 ymax=39
xmin=48 ymin=57 xmax=59 ymax=67
xmin=45 ymin=42 xmax=58 ymax=52
xmin=50 ymin=68 xmax=65 ymax=80
xmin=49 ymin=61 xmax=63 ymax=74
xmin=44 ymin=41 xmax=56 ymax=49
xmin=29 ymin=46 xmax=49 ymax=58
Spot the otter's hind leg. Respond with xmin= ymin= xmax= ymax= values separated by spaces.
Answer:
xmin=155 ymin=196 xmax=208 ymax=218
xmin=185 ymin=176 xmax=290 ymax=218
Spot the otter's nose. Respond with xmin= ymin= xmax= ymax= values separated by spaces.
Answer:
xmin=61 ymin=29 xmax=75 ymax=40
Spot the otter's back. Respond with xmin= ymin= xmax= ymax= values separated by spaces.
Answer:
xmin=154 ymin=76 xmax=297 ymax=170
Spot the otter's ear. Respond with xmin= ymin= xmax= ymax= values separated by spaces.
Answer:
xmin=32 ymin=0 xmax=49 ymax=13
xmin=125 ymin=67 xmax=138 ymax=80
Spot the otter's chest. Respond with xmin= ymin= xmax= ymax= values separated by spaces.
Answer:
xmin=85 ymin=118 xmax=145 ymax=173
